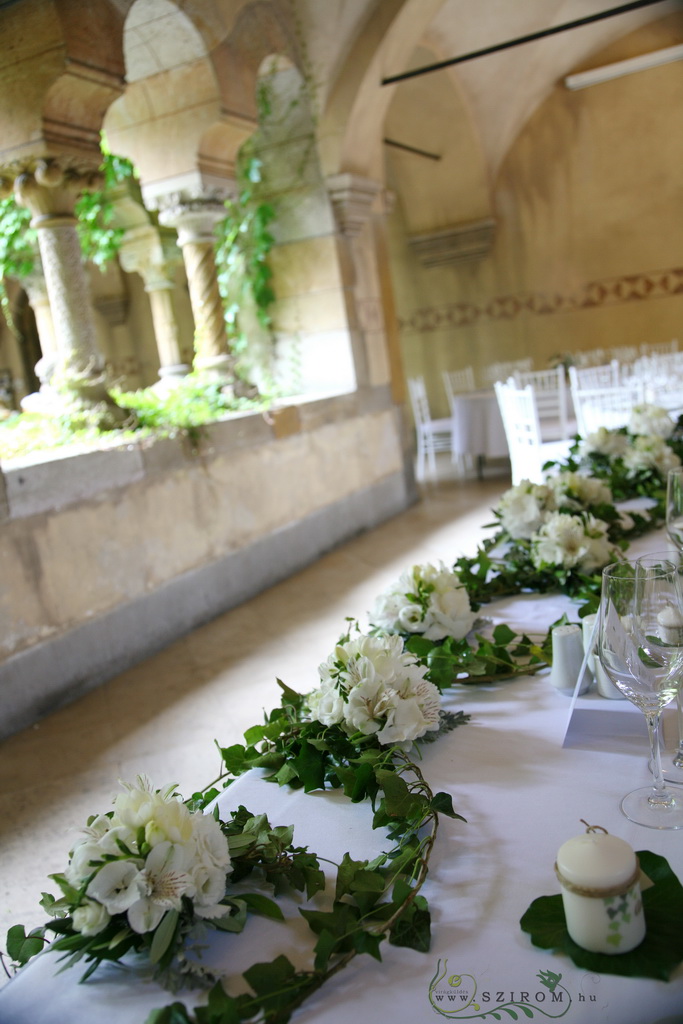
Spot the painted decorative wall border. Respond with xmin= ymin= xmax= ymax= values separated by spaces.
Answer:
xmin=398 ymin=266 xmax=683 ymax=334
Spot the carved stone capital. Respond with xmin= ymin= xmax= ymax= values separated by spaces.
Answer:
xmin=156 ymin=190 xmax=230 ymax=245
xmin=326 ymin=173 xmax=383 ymax=237
xmin=10 ymin=156 xmax=104 ymax=223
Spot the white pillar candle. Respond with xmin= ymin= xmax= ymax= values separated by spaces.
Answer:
xmin=555 ymin=824 xmax=645 ymax=954
xmin=549 ymin=623 xmax=590 ymax=695
xmin=657 ymin=603 xmax=683 ymax=646
xmin=582 ymin=613 xmax=625 ymax=699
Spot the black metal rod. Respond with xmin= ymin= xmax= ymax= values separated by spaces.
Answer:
xmin=381 ymin=0 xmax=669 ymax=85
xmin=383 ymin=137 xmax=441 ymax=160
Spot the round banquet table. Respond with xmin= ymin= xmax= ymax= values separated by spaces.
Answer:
xmin=449 ymin=388 xmax=509 ymax=462
xmin=1 ymin=535 xmax=683 ymax=1024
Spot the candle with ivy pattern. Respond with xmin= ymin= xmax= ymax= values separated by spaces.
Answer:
xmin=555 ymin=822 xmax=645 ymax=954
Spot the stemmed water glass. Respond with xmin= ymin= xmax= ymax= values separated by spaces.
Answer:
xmin=663 ymin=465 xmax=683 ymax=780
xmin=598 ymin=558 xmax=683 ymax=828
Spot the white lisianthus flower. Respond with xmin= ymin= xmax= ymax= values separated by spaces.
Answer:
xmin=495 ymin=480 xmax=556 ymax=539
xmin=629 ymin=403 xmax=674 ymax=439
xmin=580 ymin=427 xmax=628 ymax=458
xmin=309 ymin=632 xmax=440 ymax=746
xmin=623 ymin=435 xmax=681 ymax=476
xmin=369 ymin=562 xmax=475 ymax=640
xmin=71 ymin=898 xmax=110 ymax=937
xmin=549 ymin=471 xmax=613 ymax=511
xmin=530 ymin=511 xmax=615 ymax=573
xmin=86 ymin=859 xmax=143 ymax=915
xmin=306 ymin=681 xmax=344 ymax=725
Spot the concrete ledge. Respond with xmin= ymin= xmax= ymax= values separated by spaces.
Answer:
xmin=0 ymin=469 xmax=413 ymax=742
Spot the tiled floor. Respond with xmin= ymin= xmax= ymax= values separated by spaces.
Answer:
xmin=0 ymin=464 xmax=509 ymax=973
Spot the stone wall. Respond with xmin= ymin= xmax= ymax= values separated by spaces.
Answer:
xmin=0 ymin=389 xmax=414 ymax=741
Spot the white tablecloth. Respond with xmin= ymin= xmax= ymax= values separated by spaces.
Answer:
xmin=2 ymin=541 xmax=683 ymax=1024
xmin=450 ymin=389 xmax=509 ymax=459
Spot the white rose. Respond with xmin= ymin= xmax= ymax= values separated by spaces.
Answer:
xmin=72 ymin=898 xmax=110 ymax=936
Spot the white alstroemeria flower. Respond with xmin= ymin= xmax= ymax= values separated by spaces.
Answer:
xmin=71 ymin=898 xmax=111 ymax=937
xmin=580 ymin=427 xmax=628 ymax=458
xmin=495 ymin=480 xmax=556 ymax=539
xmin=344 ymin=675 xmax=391 ymax=735
xmin=86 ymin=859 xmax=143 ymax=915
xmin=549 ymin=471 xmax=612 ymax=510
xmin=376 ymin=678 xmax=441 ymax=746
xmin=530 ymin=511 xmax=614 ymax=573
xmin=127 ymin=842 xmax=192 ymax=935
xmin=623 ymin=435 xmax=681 ymax=476
xmin=629 ymin=403 xmax=674 ymax=439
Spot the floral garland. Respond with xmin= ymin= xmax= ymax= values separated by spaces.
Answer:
xmin=5 ymin=401 xmax=680 ymax=1024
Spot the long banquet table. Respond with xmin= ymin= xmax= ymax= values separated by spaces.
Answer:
xmin=2 ymin=538 xmax=683 ymax=1024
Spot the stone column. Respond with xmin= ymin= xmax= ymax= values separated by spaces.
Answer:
xmin=118 ymin=225 xmax=190 ymax=388
xmin=157 ymin=193 xmax=235 ymax=380
xmin=325 ymin=173 xmax=386 ymax=390
xmin=11 ymin=157 xmax=125 ymax=425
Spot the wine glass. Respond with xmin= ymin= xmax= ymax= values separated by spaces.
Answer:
xmin=665 ymin=465 xmax=683 ymax=780
xmin=598 ymin=558 xmax=683 ymax=828
xmin=637 ymin=545 xmax=683 ymax=785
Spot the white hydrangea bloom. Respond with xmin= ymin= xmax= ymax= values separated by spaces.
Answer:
xmin=629 ymin=403 xmax=674 ymax=439
xmin=369 ymin=561 xmax=475 ymax=640
xmin=495 ymin=479 xmax=556 ymax=539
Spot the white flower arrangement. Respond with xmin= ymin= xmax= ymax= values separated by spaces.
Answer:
xmin=628 ymin=403 xmax=675 ymax=439
xmin=494 ymin=480 xmax=556 ymax=540
xmin=580 ymin=426 xmax=628 ymax=458
xmin=369 ymin=561 xmax=476 ymax=640
xmin=63 ymin=776 xmax=231 ymax=939
xmin=547 ymin=471 xmax=613 ymax=511
xmin=623 ymin=434 xmax=681 ymax=476
xmin=307 ymin=632 xmax=442 ymax=747
xmin=530 ymin=511 xmax=616 ymax=574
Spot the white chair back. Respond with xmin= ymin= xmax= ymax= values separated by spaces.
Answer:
xmin=513 ymin=365 xmax=571 ymax=439
xmin=570 ymin=380 xmax=645 ymax=436
xmin=482 ymin=358 xmax=533 ymax=386
xmin=407 ymin=376 xmax=453 ymax=481
xmin=494 ymin=380 xmax=571 ymax=484
xmin=442 ymin=366 xmax=475 ymax=410
xmin=568 ymin=361 xmax=620 ymax=392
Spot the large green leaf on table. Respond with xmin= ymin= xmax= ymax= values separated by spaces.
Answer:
xmin=520 ymin=850 xmax=683 ymax=980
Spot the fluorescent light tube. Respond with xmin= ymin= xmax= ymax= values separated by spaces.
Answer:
xmin=564 ymin=43 xmax=683 ymax=89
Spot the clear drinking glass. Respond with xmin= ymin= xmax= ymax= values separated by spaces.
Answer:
xmin=598 ymin=558 xmax=683 ymax=828
xmin=664 ymin=466 xmax=683 ymax=780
